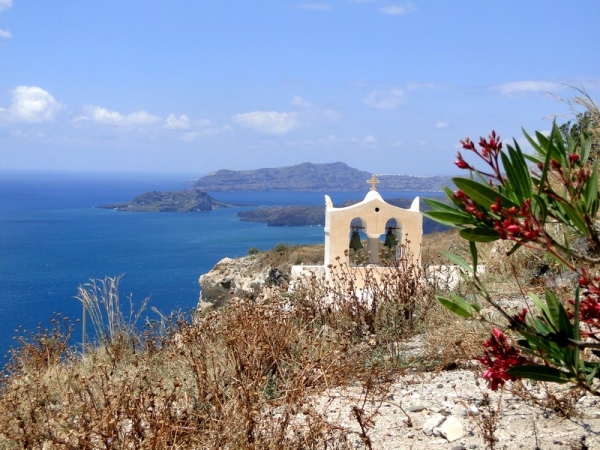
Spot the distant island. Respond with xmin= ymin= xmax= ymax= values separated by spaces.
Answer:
xmin=99 ymin=162 xmax=455 ymax=214
xmin=98 ymin=189 xmax=229 ymax=212
xmin=194 ymin=162 xmax=453 ymax=192
xmin=237 ymin=197 xmax=449 ymax=233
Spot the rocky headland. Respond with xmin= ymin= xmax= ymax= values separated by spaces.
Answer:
xmin=198 ymin=244 xmax=324 ymax=309
xmin=98 ymin=189 xmax=230 ymax=212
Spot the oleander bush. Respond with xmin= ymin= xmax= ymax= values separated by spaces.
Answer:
xmin=424 ymin=95 xmax=600 ymax=394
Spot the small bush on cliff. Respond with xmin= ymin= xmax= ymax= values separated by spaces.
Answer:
xmin=425 ymin=98 xmax=600 ymax=394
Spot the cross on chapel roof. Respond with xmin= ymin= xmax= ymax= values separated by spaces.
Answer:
xmin=367 ymin=174 xmax=380 ymax=191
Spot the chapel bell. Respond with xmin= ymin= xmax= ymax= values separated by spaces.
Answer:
xmin=383 ymin=227 xmax=397 ymax=248
xmin=349 ymin=230 xmax=363 ymax=251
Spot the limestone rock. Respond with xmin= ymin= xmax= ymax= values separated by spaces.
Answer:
xmin=439 ymin=416 xmax=464 ymax=442
xmin=423 ymin=413 xmax=446 ymax=436
xmin=198 ymin=256 xmax=272 ymax=310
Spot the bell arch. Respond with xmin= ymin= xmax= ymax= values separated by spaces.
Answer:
xmin=348 ymin=217 xmax=367 ymax=265
xmin=380 ymin=218 xmax=401 ymax=262
xmin=323 ymin=185 xmax=422 ymax=273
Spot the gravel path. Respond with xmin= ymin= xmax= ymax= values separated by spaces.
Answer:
xmin=315 ymin=369 xmax=599 ymax=449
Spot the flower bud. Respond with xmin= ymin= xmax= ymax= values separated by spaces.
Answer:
xmin=507 ymin=225 xmax=520 ymax=235
xmin=580 ymin=276 xmax=590 ymax=286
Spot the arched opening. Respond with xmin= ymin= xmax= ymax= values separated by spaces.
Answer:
xmin=379 ymin=218 xmax=402 ymax=263
xmin=348 ymin=217 xmax=367 ymax=265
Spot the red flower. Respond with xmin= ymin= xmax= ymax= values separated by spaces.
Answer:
xmin=460 ymin=138 xmax=475 ymax=150
xmin=477 ymin=328 xmax=528 ymax=390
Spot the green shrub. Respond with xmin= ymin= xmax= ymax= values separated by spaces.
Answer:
xmin=425 ymin=121 xmax=600 ymax=395
xmin=273 ymin=242 xmax=289 ymax=253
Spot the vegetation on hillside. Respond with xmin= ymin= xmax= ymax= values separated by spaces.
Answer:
xmin=0 ymin=247 xmax=434 ymax=448
xmin=425 ymin=92 xmax=600 ymax=394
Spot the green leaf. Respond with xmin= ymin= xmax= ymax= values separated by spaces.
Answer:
xmin=506 ymin=365 xmax=571 ymax=383
xmin=469 ymin=241 xmax=478 ymax=270
xmin=529 ymin=293 xmax=548 ymax=318
xmin=525 ymin=128 xmax=553 ymax=195
xmin=500 ymin=151 xmax=519 ymax=192
xmin=530 ymin=317 xmax=552 ymax=336
xmin=545 ymin=290 xmax=573 ymax=339
xmin=573 ymin=287 xmax=581 ymax=342
xmin=502 ymin=143 xmax=532 ymax=201
xmin=423 ymin=198 xmax=460 ymax=213
xmin=505 ymin=242 xmax=522 ymax=257
xmin=440 ymin=251 xmax=473 ymax=273
xmin=581 ymin=133 xmax=591 ymax=163
xmin=531 ymin=194 xmax=549 ymax=224
xmin=557 ymin=201 xmax=589 ymax=235
xmin=584 ymin=160 xmax=599 ymax=216
xmin=511 ymin=141 xmax=533 ymax=198
xmin=571 ymin=288 xmax=581 ymax=374
xmin=453 ymin=177 xmax=519 ymax=209
xmin=460 ymin=227 xmax=500 ymax=242
xmin=519 ymin=330 xmax=563 ymax=360
xmin=583 ymin=361 xmax=600 ymax=382
xmin=435 ymin=295 xmax=472 ymax=318
xmin=423 ymin=211 xmax=473 ymax=227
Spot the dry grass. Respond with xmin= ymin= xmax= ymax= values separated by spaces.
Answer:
xmin=0 ymin=246 xmax=431 ymax=449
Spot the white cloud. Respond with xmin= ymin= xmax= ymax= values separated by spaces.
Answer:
xmin=195 ymin=123 xmax=233 ymax=136
xmin=494 ymin=80 xmax=561 ymax=95
xmin=0 ymin=0 xmax=12 ymax=38
xmin=406 ymin=82 xmax=447 ymax=91
xmin=0 ymin=0 xmax=12 ymax=13
xmin=296 ymin=3 xmax=330 ymax=10
xmin=164 ymin=113 xmax=190 ymax=129
xmin=291 ymin=96 xmax=312 ymax=108
xmin=180 ymin=131 xmax=200 ymax=142
xmin=233 ymin=111 xmax=300 ymax=135
xmin=435 ymin=121 xmax=449 ymax=129
xmin=197 ymin=118 xmax=212 ymax=127
xmin=87 ymin=107 xmax=161 ymax=127
xmin=364 ymin=87 xmax=405 ymax=111
xmin=363 ymin=135 xmax=378 ymax=145
xmin=379 ymin=3 xmax=416 ymax=15
xmin=3 ymin=86 xmax=61 ymax=123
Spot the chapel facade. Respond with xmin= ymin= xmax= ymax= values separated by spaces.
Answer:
xmin=323 ymin=175 xmax=422 ymax=272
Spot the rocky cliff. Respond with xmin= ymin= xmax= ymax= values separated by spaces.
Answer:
xmin=198 ymin=244 xmax=324 ymax=310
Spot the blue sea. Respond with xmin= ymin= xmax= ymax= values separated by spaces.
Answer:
xmin=0 ymin=170 xmax=428 ymax=360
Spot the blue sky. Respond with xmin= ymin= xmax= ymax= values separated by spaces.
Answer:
xmin=1 ymin=1 xmax=599 ymax=176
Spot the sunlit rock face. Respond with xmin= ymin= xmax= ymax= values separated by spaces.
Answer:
xmin=198 ymin=256 xmax=272 ymax=310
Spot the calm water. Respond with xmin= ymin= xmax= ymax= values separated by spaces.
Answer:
xmin=0 ymin=170 xmax=427 ymax=360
